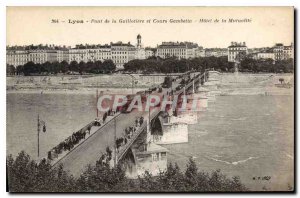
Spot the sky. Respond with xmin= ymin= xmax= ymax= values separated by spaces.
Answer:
xmin=6 ymin=7 xmax=294 ymax=48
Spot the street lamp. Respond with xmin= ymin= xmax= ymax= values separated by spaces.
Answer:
xmin=37 ymin=114 xmax=46 ymax=159
xmin=126 ymin=73 xmax=138 ymax=94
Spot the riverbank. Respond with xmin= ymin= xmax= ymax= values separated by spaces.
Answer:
xmin=216 ymin=73 xmax=294 ymax=96
xmin=6 ymin=87 xmax=142 ymax=95
xmin=7 ymin=73 xmax=294 ymax=96
xmin=6 ymin=73 xmax=167 ymax=92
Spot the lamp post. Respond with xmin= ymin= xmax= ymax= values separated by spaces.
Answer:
xmin=126 ymin=73 xmax=137 ymax=95
xmin=114 ymin=117 xmax=117 ymax=166
xmin=37 ymin=114 xmax=46 ymax=159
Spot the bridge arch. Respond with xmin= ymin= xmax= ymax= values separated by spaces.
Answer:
xmin=151 ymin=114 xmax=164 ymax=137
xmin=120 ymin=148 xmax=137 ymax=177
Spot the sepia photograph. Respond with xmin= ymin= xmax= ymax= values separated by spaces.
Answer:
xmin=5 ymin=6 xmax=294 ymax=192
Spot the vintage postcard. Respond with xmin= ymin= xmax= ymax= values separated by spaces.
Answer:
xmin=6 ymin=6 xmax=294 ymax=192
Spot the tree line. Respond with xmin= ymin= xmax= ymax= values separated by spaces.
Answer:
xmin=7 ymin=151 xmax=248 ymax=192
xmin=240 ymin=58 xmax=294 ymax=73
xmin=124 ymin=56 xmax=294 ymax=74
xmin=7 ymin=56 xmax=294 ymax=76
xmin=124 ymin=56 xmax=234 ymax=73
xmin=8 ymin=60 xmax=116 ymax=76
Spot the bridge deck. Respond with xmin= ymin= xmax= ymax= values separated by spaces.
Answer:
xmin=53 ymin=72 xmax=206 ymax=177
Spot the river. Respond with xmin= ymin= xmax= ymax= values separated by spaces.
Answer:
xmin=6 ymin=91 xmax=294 ymax=191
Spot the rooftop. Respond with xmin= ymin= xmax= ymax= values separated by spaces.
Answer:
xmin=228 ymin=42 xmax=247 ymax=48
xmin=135 ymin=143 xmax=169 ymax=155
xmin=111 ymin=41 xmax=134 ymax=47
xmin=158 ymin=41 xmax=198 ymax=49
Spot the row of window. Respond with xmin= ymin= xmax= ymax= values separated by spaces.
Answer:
xmin=158 ymin=49 xmax=186 ymax=52
xmin=158 ymin=52 xmax=186 ymax=56
xmin=229 ymin=47 xmax=247 ymax=51
xmin=112 ymin=51 xmax=127 ymax=55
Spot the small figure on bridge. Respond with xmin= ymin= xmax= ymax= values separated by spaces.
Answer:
xmin=139 ymin=117 xmax=144 ymax=126
xmin=94 ymin=118 xmax=101 ymax=126
xmin=125 ymin=128 xmax=129 ymax=135
xmin=48 ymin=151 xmax=52 ymax=160
xmin=81 ymin=130 xmax=87 ymax=139
xmin=103 ymin=112 xmax=108 ymax=123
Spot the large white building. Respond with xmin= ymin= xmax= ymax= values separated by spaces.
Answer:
xmin=205 ymin=48 xmax=228 ymax=57
xmin=249 ymin=43 xmax=293 ymax=62
xmin=145 ymin=48 xmax=155 ymax=59
xmin=228 ymin=42 xmax=248 ymax=62
xmin=254 ymin=50 xmax=275 ymax=61
xmin=273 ymin=43 xmax=294 ymax=61
xmin=156 ymin=42 xmax=199 ymax=59
xmin=195 ymin=47 xmax=205 ymax=57
xmin=6 ymin=50 xmax=29 ymax=66
xmin=111 ymin=42 xmax=136 ymax=69
xmin=69 ymin=45 xmax=111 ymax=63
xmin=6 ymin=48 xmax=62 ymax=66
xmin=57 ymin=49 xmax=69 ymax=63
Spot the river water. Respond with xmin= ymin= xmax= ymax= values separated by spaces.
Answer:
xmin=6 ymin=92 xmax=294 ymax=191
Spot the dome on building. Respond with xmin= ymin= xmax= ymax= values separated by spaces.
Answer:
xmin=137 ymin=34 xmax=141 ymax=39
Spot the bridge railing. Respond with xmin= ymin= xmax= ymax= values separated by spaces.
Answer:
xmin=51 ymin=113 xmax=122 ymax=167
xmin=173 ymin=72 xmax=206 ymax=95
xmin=116 ymin=108 xmax=161 ymax=163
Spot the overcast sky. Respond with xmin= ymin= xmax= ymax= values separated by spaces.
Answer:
xmin=6 ymin=7 xmax=294 ymax=48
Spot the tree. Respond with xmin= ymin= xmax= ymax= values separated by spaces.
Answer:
xmin=94 ymin=60 xmax=102 ymax=73
xmin=7 ymin=151 xmax=248 ymax=192
xmin=6 ymin=65 xmax=16 ymax=76
xmin=7 ymin=151 xmax=76 ymax=192
xmin=86 ymin=61 xmax=95 ymax=73
xmin=279 ymin=78 xmax=285 ymax=84
xmin=23 ymin=61 xmax=37 ymax=76
xmin=78 ymin=61 xmax=86 ymax=74
xmin=69 ymin=61 xmax=79 ymax=72
xmin=60 ymin=60 xmax=69 ymax=73
xmin=185 ymin=158 xmax=199 ymax=190
xmin=102 ymin=60 xmax=116 ymax=73
xmin=16 ymin=65 xmax=24 ymax=75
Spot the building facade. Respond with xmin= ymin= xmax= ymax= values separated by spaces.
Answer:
xmin=6 ymin=49 xmax=61 ymax=66
xmin=205 ymin=48 xmax=228 ymax=57
xmin=111 ymin=42 xmax=136 ymax=69
xmin=57 ymin=49 xmax=69 ymax=63
xmin=156 ymin=42 xmax=199 ymax=59
xmin=255 ymin=51 xmax=275 ymax=61
xmin=69 ymin=46 xmax=111 ymax=63
xmin=273 ymin=43 xmax=294 ymax=61
xmin=228 ymin=42 xmax=248 ymax=62
xmin=195 ymin=47 xmax=205 ymax=57
xmin=145 ymin=48 xmax=155 ymax=59
xmin=6 ymin=50 xmax=29 ymax=66
xmin=283 ymin=45 xmax=293 ymax=60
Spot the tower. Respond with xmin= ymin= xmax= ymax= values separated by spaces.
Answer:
xmin=137 ymin=34 xmax=141 ymax=48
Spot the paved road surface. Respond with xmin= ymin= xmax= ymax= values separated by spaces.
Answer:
xmin=55 ymin=109 xmax=145 ymax=177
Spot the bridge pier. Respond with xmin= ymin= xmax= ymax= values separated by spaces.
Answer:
xmin=124 ymin=141 xmax=169 ymax=178
xmin=189 ymin=93 xmax=208 ymax=111
xmin=199 ymin=71 xmax=221 ymax=102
